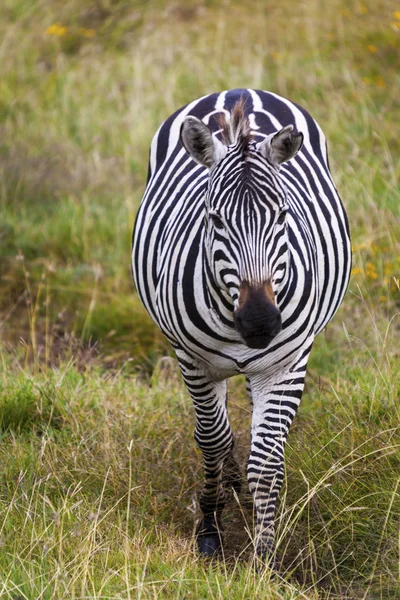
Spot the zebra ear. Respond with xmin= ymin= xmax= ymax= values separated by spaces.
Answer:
xmin=180 ymin=116 xmax=227 ymax=169
xmin=259 ymin=125 xmax=303 ymax=166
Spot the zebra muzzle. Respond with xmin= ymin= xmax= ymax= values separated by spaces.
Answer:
xmin=234 ymin=281 xmax=282 ymax=349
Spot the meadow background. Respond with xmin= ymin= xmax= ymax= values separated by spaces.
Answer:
xmin=1 ymin=0 xmax=400 ymax=598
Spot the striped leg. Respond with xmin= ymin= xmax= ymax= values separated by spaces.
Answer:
xmin=247 ymin=346 xmax=312 ymax=567
xmin=177 ymin=351 xmax=237 ymax=556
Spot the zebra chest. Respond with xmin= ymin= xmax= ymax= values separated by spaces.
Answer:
xmin=155 ymin=281 xmax=305 ymax=377
xmin=154 ymin=255 xmax=317 ymax=377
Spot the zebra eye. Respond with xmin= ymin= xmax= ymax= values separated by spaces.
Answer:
xmin=277 ymin=209 xmax=287 ymax=225
xmin=210 ymin=213 xmax=225 ymax=230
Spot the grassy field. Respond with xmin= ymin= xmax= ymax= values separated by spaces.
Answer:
xmin=1 ymin=0 xmax=400 ymax=597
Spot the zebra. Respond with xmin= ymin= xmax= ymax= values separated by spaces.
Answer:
xmin=132 ymin=89 xmax=351 ymax=566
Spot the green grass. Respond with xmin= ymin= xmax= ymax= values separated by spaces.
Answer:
xmin=0 ymin=336 xmax=399 ymax=598
xmin=0 ymin=0 xmax=400 ymax=597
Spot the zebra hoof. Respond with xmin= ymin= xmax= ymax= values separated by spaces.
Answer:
xmin=197 ymin=533 xmax=222 ymax=556
xmin=196 ymin=516 xmax=223 ymax=557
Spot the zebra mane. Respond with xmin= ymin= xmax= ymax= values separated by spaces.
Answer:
xmin=217 ymin=98 xmax=253 ymax=149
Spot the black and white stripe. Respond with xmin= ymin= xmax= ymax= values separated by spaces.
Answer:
xmin=132 ymin=89 xmax=351 ymax=564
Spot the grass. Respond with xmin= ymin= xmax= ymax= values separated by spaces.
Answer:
xmin=0 ymin=332 xmax=399 ymax=598
xmin=0 ymin=0 xmax=399 ymax=597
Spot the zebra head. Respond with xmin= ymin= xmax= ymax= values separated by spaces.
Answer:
xmin=180 ymin=100 xmax=303 ymax=349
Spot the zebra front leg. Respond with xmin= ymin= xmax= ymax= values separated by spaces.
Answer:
xmin=247 ymin=351 xmax=310 ymax=568
xmin=178 ymin=354 xmax=235 ymax=557
xmin=247 ymin=428 xmax=286 ymax=568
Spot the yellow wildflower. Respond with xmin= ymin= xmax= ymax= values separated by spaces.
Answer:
xmin=365 ymin=262 xmax=378 ymax=280
xmin=351 ymin=267 xmax=363 ymax=277
xmin=367 ymin=44 xmax=377 ymax=53
xmin=393 ymin=11 xmax=400 ymax=19
xmin=358 ymin=3 xmax=368 ymax=15
xmin=379 ymin=296 xmax=387 ymax=303
xmin=366 ymin=272 xmax=378 ymax=280
xmin=46 ymin=23 xmax=68 ymax=37
xmin=362 ymin=76 xmax=371 ymax=85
